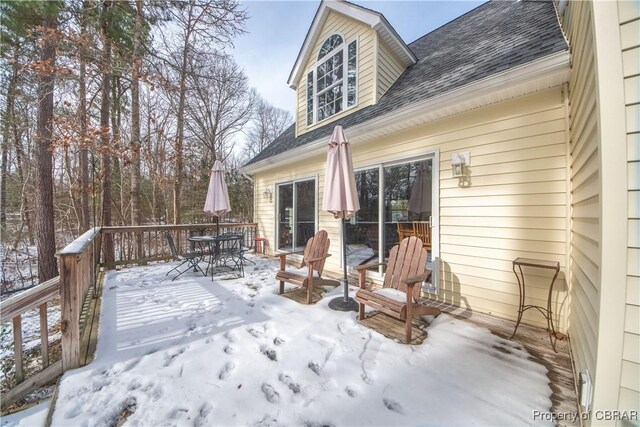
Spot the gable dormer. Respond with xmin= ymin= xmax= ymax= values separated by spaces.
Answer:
xmin=289 ymin=1 xmax=416 ymax=137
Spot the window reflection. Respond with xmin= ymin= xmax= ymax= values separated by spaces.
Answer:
xmin=277 ymin=184 xmax=293 ymax=251
xmin=346 ymin=169 xmax=378 ymax=267
xmin=277 ymin=179 xmax=316 ymax=251
xmin=295 ymin=180 xmax=315 ymax=248
xmin=345 ymin=159 xmax=432 ymax=269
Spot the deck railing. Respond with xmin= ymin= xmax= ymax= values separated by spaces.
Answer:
xmin=100 ymin=223 xmax=257 ymax=268
xmin=0 ymin=227 xmax=101 ymax=410
xmin=0 ymin=277 xmax=62 ymax=409
xmin=1 ymin=223 xmax=256 ymax=410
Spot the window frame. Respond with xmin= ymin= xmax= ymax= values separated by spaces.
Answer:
xmin=307 ymin=34 xmax=358 ymax=126
xmin=275 ymin=175 xmax=318 ymax=252
xmin=345 ymin=150 xmax=440 ymax=295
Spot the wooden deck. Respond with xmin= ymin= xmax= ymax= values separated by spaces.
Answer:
xmin=359 ymin=301 xmax=580 ymax=427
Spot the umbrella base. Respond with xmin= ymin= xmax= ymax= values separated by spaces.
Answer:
xmin=328 ymin=297 xmax=359 ymax=312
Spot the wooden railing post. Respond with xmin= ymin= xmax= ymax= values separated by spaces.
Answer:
xmin=12 ymin=315 xmax=24 ymax=384
xmin=39 ymin=303 xmax=49 ymax=367
xmin=59 ymin=253 xmax=80 ymax=370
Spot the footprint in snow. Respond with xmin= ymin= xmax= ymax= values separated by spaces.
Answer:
xmin=260 ymin=345 xmax=277 ymax=361
xmin=261 ymin=384 xmax=280 ymax=403
xmin=255 ymin=415 xmax=279 ymax=426
xmin=219 ymin=361 xmax=235 ymax=380
xmin=273 ymin=337 xmax=285 ymax=346
xmin=164 ymin=347 xmax=187 ymax=367
xmin=303 ymin=421 xmax=335 ymax=427
xmin=247 ymin=326 xmax=263 ymax=338
xmin=359 ymin=333 xmax=381 ymax=384
xmin=194 ymin=402 xmax=213 ymax=427
xmin=344 ymin=387 xmax=358 ymax=398
xmin=383 ymin=398 xmax=404 ymax=414
xmin=224 ymin=331 xmax=239 ymax=343
xmin=223 ymin=345 xmax=235 ymax=354
xmin=278 ymin=373 xmax=301 ymax=394
xmin=308 ymin=362 xmax=321 ymax=376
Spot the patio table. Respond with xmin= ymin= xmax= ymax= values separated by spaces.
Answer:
xmin=189 ymin=234 xmax=244 ymax=278
xmin=511 ymin=257 xmax=561 ymax=352
xmin=187 ymin=236 xmax=216 ymax=276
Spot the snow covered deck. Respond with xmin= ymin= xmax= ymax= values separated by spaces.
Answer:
xmin=46 ymin=255 xmax=578 ymax=426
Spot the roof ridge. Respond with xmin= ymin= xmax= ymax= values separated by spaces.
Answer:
xmin=407 ymin=0 xmax=491 ymax=47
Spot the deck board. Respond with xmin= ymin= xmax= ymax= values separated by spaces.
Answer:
xmin=358 ymin=301 xmax=580 ymax=427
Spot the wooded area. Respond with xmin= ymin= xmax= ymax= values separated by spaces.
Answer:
xmin=0 ymin=0 xmax=291 ymax=292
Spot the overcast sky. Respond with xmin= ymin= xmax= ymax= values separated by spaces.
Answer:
xmin=232 ymin=0 xmax=486 ymax=117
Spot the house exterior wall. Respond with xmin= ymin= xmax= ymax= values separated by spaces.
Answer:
xmin=563 ymin=0 xmax=601 ymax=404
xmin=618 ymin=0 xmax=640 ymax=420
xmin=376 ymin=35 xmax=405 ymax=101
xmin=295 ymin=11 xmax=377 ymax=137
xmin=563 ymin=0 xmax=630 ymax=423
xmin=255 ymin=88 xmax=569 ymax=331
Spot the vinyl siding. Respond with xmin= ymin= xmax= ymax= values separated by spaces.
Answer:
xmin=619 ymin=0 xmax=640 ymax=419
xmin=563 ymin=0 xmax=600 ymax=399
xmin=255 ymin=88 xmax=569 ymax=330
xmin=296 ymin=11 xmax=376 ymax=137
xmin=377 ymin=35 xmax=405 ymax=100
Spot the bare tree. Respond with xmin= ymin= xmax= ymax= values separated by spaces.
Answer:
xmin=100 ymin=0 xmax=114 ymax=263
xmin=244 ymin=96 xmax=292 ymax=161
xmin=78 ymin=0 xmax=91 ymax=232
xmin=185 ymin=55 xmax=254 ymax=163
xmin=161 ymin=0 xmax=247 ymax=224
xmin=131 ymin=0 xmax=143 ymax=258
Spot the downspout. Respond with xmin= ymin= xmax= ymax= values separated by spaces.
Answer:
xmin=562 ymin=82 xmax=572 ymax=335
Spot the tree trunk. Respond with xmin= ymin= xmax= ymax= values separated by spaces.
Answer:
xmin=173 ymin=64 xmax=187 ymax=225
xmin=110 ymin=75 xmax=123 ymax=225
xmin=131 ymin=0 xmax=143 ymax=258
xmin=12 ymin=121 xmax=34 ymax=245
xmin=78 ymin=0 xmax=90 ymax=232
xmin=101 ymin=0 xmax=114 ymax=264
xmin=35 ymin=12 xmax=59 ymax=282
xmin=0 ymin=49 xmax=18 ymax=235
xmin=173 ymin=5 xmax=196 ymax=226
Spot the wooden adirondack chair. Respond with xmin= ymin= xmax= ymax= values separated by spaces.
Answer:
xmin=355 ymin=236 xmax=441 ymax=343
xmin=275 ymin=230 xmax=337 ymax=304
xmin=412 ymin=221 xmax=432 ymax=251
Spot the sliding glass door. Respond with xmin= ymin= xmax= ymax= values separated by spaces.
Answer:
xmin=277 ymin=178 xmax=316 ymax=252
xmin=345 ymin=155 xmax=437 ymax=289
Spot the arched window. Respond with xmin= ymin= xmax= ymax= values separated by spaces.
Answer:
xmin=318 ymin=34 xmax=343 ymax=60
xmin=307 ymin=34 xmax=358 ymax=125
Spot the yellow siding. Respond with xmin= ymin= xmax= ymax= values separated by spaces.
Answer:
xmin=295 ymin=11 xmax=377 ymax=137
xmin=377 ymin=35 xmax=405 ymax=100
xmin=619 ymin=0 xmax=640 ymax=418
xmin=255 ymin=88 xmax=568 ymax=330
xmin=563 ymin=0 xmax=600 ymax=397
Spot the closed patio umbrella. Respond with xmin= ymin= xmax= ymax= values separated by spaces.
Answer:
xmin=204 ymin=160 xmax=231 ymax=236
xmin=408 ymin=160 xmax=432 ymax=220
xmin=322 ymin=125 xmax=360 ymax=312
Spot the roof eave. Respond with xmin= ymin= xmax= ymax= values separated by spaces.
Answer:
xmin=243 ymin=50 xmax=570 ymax=175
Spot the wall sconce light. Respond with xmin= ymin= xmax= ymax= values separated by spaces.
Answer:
xmin=263 ymin=187 xmax=273 ymax=202
xmin=451 ymin=151 xmax=470 ymax=178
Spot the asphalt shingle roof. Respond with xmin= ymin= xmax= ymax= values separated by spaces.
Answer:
xmin=245 ymin=0 xmax=568 ymax=167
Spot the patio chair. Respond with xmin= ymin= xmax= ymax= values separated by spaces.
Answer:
xmin=215 ymin=232 xmax=245 ymax=278
xmin=275 ymin=230 xmax=338 ymax=304
xmin=412 ymin=221 xmax=432 ymax=251
xmin=355 ymin=236 xmax=441 ymax=343
xmin=165 ymin=232 xmax=203 ymax=281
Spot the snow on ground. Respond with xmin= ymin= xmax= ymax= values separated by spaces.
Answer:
xmin=47 ymin=255 xmax=552 ymax=426
xmin=1 ymin=400 xmax=50 ymax=427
